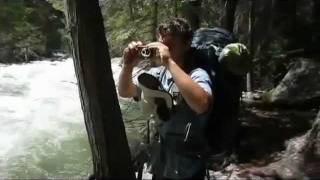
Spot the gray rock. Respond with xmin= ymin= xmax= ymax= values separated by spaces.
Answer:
xmin=305 ymin=110 xmax=320 ymax=161
xmin=266 ymin=58 xmax=320 ymax=107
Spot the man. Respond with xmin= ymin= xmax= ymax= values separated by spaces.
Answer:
xmin=118 ymin=18 xmax=213 ymax=180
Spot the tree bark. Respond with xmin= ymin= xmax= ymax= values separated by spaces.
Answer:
xmin=255 ymin=0 xmax=275 ymax=57
xmin=246 ymin=0 xmax=255 ymax=93
xmin=183 ymin=0 xmax=202 ymax=31
xmin=313 ymin=0 xmax=320 ymax=44
xmin=285 ymin=0 xmax=297 ymax=49
xmin=220 ymin=0 xmax=238 ymax=33
xmin=64 ymin=0 xmax=135 ymax=179
xmin=151 ymin=0 xmax=158 ymax=41
xmin=173 ymin=0 xmax=178 ymax=17
xmin=128 ymin=0 xmax=135 ymax=20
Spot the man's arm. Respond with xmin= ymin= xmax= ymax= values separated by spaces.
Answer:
xmin=167 ymin=60 xmax=212 ymax=114
xmin=147 ymin=42 xmax=212 ymax=114
xmin=118 ymin=41 xmax=143 ymax=98
xmin=118 ymin=64 xmax=137 ymax=98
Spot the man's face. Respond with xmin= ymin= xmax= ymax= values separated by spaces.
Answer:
xmin=158 ymin=34 xmax=173 ymax=48
xmin=158 ymin=34 xmax=185 ymax=51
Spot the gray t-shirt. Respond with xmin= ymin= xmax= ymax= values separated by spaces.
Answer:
xmin=134 ymin=66 xmax=213 ymax=179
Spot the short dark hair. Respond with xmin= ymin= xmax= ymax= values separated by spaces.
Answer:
xmin=158 ymin=18 xmax=193 ymax=42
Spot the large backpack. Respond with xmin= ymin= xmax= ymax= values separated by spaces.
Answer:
xmin=191 ymin=27 xmax=249 ymax=155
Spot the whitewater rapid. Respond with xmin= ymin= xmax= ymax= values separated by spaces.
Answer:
xmin=0 ymin=57 xmax=147 ymax=179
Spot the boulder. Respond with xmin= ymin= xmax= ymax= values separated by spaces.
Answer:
xmin=265 ymin=58 xmax=320 ymax=108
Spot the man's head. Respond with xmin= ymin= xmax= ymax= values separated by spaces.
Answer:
xmin=158 ymin=18 xmax=193 ymax=53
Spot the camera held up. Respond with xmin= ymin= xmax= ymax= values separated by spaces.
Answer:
xmin=140 ymin=47 xmax=156 ymax=58
xmin=138 ymin=46 xmax=162 ymax=66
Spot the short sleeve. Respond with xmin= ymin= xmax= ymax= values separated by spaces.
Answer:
xmin=190 ymin=68 xmax=212 ymax=96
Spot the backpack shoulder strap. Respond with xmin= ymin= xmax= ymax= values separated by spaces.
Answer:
xmin=158 ymin=66 xmax=167 ymax=90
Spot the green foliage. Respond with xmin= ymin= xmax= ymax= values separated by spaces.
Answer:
xmin=47 ymin=0 xmax=65 ymax=12
xmin=13 ymin=21 xmax=46 ymax=56
xmin=99 ymin=0 xmax=221 ymax=57
xmin=0 ymin=2 xmax=43 ymax=61
xmin=102 ymin=0 xmax=154 ymax=56
xmin=0 ymin=1 xmax=64 ymax=62
xmin=200 ymin=0 xmax=221 ymax=27
xmin=0 ymin=0 xmax=222 ymax=60
xmin=0 ymin=2 xmax=26 ymax=32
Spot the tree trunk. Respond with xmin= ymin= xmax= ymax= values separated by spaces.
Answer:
xmin=313 ymin=0 xmax=320 ymax=44
xmin=183 ymin=0 xmax=202 ymax=31
xmin=64 ymin=0 xmax=135 ymax=179
xmin=220 ymin=0 xmax=238 ymax=33
xmin=246 ymin=0 xmax=255 ymax=93
xmin=173 ymin=0 xmax=178 ymax=17
xmin=285 ymin=0 xmax=297 ymax=49
xmin=253 ymin=0 xmax=275 ymax=57
xmin=152 ymin=0 xmax=158 ymax=41
xmin=128 ymin=0 xmax=135 ymax=20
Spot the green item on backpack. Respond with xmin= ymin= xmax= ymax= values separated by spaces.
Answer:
xmin=219 ymin=43 xmax=252 ymax=75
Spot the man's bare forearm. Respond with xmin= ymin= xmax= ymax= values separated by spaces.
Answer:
xmin=167 ymin=60 xmax=211 ymax=114
xmin=118 ymin=65 xmax=136 ymax=98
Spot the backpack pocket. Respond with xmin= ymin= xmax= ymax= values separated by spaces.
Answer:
xmin=163 ymin=117 xmax=207 ymax=157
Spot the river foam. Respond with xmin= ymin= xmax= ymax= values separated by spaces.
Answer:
xmin=0 ymin=57 xmax=151 ymax=179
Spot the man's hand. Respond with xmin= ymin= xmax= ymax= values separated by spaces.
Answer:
xmin=123 ymin=41 xmax=143 ymax=68
xmin=146 ymin=42 xmax=172 ymax=67
xmin=118 ymin=41 xmax=143 ymax=98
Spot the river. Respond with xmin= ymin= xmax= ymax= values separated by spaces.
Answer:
xmin=0 ymin=57 xmax=147 ymax=179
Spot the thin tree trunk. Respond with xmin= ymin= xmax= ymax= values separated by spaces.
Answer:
xmin=314 ymin=0 xmax=320 ymax=25
xmin=259 ymin=0 xmax=275 ymax=56
xmin=286 ymin=0 xmax=297 ymax=49
xmin=246 ymin=0 xmax=255 ymax=93
xmin=129 ymin=0 xmax=135 ymax=21
xmin=152 ymin=0 xmax=158 ymax=41
xmin=220 ymin=0 xmax=238 ymax=33
xmin=184 ymin=0 xmax=202 ymax=31
xmin=64 ymin=0 xmax=135 ymax=179
xmin=313 ymin=0 xmax=320 ymax=44
xmin=173 ymin=0 xmax=178 ymax=17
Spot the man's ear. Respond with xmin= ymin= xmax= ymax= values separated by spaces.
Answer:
xmin=187 ymin=40 xmax=191 ymax=48
xmin=182 ymin=40 xmax=192 ymax=51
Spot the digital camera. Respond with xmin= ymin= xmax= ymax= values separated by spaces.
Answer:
xmin=138 ymin=46 xmax=161 ymax=66
xmin=139 ymin=47 xmax=157 ymax=58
